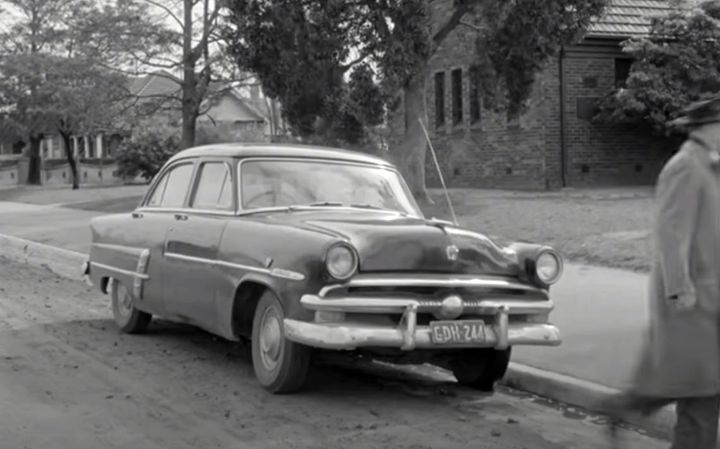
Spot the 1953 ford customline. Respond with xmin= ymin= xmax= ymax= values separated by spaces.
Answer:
xmin=83 ymin=143 xmax=563 ymax=393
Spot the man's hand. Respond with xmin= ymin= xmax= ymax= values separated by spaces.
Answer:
xmin=667 ymin=293 xmax=697 ymax=311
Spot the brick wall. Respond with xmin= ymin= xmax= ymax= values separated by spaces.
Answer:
xmin=390 ymin=0 xmax=674 ymax=190
xmin=561 ymin=47 xmax=675 ymax=186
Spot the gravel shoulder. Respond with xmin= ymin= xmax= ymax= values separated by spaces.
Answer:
xmin=0 ymin=257 xmax=666 ymax=449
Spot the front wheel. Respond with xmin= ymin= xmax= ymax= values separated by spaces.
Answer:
xmin=450 ymin=348 xmax=512 ymax=391
xmin=111 ymin=279 xmax=152 ymax=334
xmin=251 ymin=291 xmax=311 ymax=394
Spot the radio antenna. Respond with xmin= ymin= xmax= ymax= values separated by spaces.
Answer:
xmin=418 ymin=117 xmax=458 ymax=226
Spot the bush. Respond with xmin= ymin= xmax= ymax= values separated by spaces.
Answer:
xmin=115 ymin=121 xmax=181 ymax=181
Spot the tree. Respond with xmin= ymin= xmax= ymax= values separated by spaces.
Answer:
xmin=46 ymin=58 xmax=132 ymax=189
xmin=115 ymin=116 xmax=181 ymax=181
xmin=594 ymin=1 xmax=720 ymax=137
xmin=0 ymin=0 xmax=157 ymax=186
xmin=225 ymin=0 xmax=607 ymax=200
xmin=88 ymin=0 xmax=251 ymax=150
xmin=0 ymin=0 xmax=71 ymax=184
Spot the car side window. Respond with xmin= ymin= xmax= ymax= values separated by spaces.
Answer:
xmin=146 ymin=163 xmax=194 ymax=208
xmin=191 ymin=162 xmax=233 ymax=210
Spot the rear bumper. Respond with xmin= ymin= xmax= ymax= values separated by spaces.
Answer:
xmin=284 ymin=294 xmax=561 ymax=351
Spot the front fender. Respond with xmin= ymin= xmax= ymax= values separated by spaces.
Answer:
xmin=215 ymin=218 xmax=338 ymax=339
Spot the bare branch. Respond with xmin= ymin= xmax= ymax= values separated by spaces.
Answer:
xmin=142 ymin=0 xmax=185 ymax=30
xmin=459 ymin=19 xmax=485 ymax=33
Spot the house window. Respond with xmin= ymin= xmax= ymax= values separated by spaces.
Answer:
xmin=451 ymin=68 xmax=463 ymax=126
xmin=434 ymin=72 xmax=445 ymax=128
xmin=615 ymin=58 xmax=632 ymax=88
xmin=469 ymin=65 xmax=481 ymax=124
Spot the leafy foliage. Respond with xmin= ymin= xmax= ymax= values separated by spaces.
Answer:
xmin=225 ymin=0 xmax=607 ymax=143
xmin=477 ymin=0 xmax=607 ymax=116
xmin=0 ymin=0 xmax=160 ymax=185
xmin=114 ymin=119 xmax=181 ymax=181
xmin=595 ymin=1 xmax=720 ymax=136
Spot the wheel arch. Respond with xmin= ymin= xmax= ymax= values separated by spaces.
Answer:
xmin=231 ymin=276 xmax=277 ymax=339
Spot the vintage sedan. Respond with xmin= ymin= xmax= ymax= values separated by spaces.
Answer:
xmin=83 ymin=143 xmax=563 ymax=393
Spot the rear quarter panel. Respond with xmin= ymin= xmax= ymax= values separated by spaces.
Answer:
xmin=88 ymin=212 xmax=169 ymax=316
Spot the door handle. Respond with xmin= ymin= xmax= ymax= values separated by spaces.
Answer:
xmin=174 ymin=213 xmax=188 ymax=221
xmin=131 ymin=212 xmax=143 ymax=219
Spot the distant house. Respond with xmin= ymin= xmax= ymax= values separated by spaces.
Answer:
xmin=0 ymin=70 xmax=284 ymax=186
xmin=396 ymin=0 xmax=686 ymax=190
xmin=129 ymin=70 xmax=285 ymax=140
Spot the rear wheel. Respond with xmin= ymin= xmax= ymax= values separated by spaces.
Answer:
xmin=111 ymin=279 xmax=152 ymax=334
xmin=450 ymin=348 xmax=512 ymax=391
xmin=251 ymin=291 xmax=311 ymax=394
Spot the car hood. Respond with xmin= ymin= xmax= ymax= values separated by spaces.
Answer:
xmin=263 ymin=209 xmax=522 ymax=276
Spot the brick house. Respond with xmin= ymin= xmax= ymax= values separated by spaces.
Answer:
xmin=418 ymin=0 xmax=681 ymax=189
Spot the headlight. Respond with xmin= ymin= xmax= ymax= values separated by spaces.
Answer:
xmin=325 ymin=243 xmax=358 ymax=280
xmin=534 ymin=249 xmax=563 ymax=286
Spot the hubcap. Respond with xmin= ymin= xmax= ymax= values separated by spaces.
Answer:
xmin=115 ymin=282 xmax=133 ymax=321
xmin=259 ymin=307 xmax=283 ymax=371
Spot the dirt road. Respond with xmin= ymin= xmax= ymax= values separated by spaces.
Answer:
xmin=0 ymin=257 xmax=665 ymax=449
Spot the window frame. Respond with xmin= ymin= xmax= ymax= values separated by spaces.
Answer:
xmin=143 ymin=160 xmax=196 ymax=210
xmin=469 ymin=65 xmax=481 ymax=125
xmin=434 ymin=71 xmax=446 ymax=129
xmin=236 ymin=157 xmax=423 ymax=218
xmin=451 ymin=68 xmax=463 ymax=126
xmin=188 ymin=159 xmax=236 ymax=212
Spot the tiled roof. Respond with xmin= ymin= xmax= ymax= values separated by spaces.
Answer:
xmin=587 ymin=0 xmax=683 ymax=38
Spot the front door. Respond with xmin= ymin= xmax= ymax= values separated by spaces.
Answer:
xmin=162 ymin=160 xmax=235 ymax=332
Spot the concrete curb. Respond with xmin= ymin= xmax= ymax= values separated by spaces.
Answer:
xmin=0 ymin=234 xmax=86 ymax=281
xmin=501 ymin=363 xmax=676 ymax=439
xmin=0 ymin=233 xmax=677 ymax=439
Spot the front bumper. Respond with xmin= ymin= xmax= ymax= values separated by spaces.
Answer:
xmin=284 ymin=294 xmax=562 ymax=351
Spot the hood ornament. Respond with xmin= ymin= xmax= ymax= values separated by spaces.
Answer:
xmin=446 ymin=244 xmax=460 ymax=261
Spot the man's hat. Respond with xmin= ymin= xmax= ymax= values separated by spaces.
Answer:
xmin=669 ymin=94 xmax=720 ymax=127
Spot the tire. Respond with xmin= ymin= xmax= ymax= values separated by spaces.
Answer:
xmin=450 ymin=348 xmax=512 ymax=391
xmin=251 ymin=291 xmax=311 ymax=394
xmin=111 ymin=278 xmax=152 ymax=334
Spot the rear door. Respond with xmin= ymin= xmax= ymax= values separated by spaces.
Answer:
xmin=162 ymin=158 xmax=235 ymax=332
xmin=126 ymin=159 xmax=196 ymax=316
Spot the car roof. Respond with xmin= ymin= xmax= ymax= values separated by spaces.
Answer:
xmin=168 ymin=143 xmax=394 ymax=167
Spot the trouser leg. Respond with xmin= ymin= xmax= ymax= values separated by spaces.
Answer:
xmin=670 ymin=395 xmax=720 ymax=449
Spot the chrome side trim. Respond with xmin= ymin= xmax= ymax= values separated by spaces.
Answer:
xmin=136 ymin=207 xmax=236 ymax=216
xmin=164 ymin=252 xmax=305 ymax=281
xmin=133 ymin=249 xmax=151 ymax=299
xmin=319 ymin=275 xmax=545 ymax=297
xmin=90 ymin=262 xmax=150 ymax=280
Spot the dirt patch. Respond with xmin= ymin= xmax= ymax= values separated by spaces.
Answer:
xmin=0 ymin=257 xmax=665 ymax=449
xmin=422 ymin=188 xmax=655 ymax=272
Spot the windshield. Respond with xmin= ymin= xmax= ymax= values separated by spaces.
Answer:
xmin=240 ymin=159 xmax=422 ymax=216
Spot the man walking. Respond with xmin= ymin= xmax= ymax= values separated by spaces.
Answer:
xmin=603 ymin=95 xmax=720 ymax=448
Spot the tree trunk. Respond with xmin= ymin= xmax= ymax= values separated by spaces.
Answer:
xmin=59 ymin=131 xmax=79 ymax=189
xmin=26 ymin=135 xmax=42 ymax=185
xmin=394 ymin=73 xmax=432 ymax=204
xmin=181 ymin=107 xmax=197 ymax=149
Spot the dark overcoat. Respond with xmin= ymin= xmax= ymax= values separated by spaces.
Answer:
xmin=632 ymin=123 xmax=720 ymax=398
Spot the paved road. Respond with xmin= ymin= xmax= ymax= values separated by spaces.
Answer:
xmin=0 ymin=258 xmax=665 ymax=448
xmin=0 ymin=196 xmax=649 ymax=391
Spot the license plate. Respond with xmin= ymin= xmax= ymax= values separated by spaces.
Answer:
xmin=430 ymin=320 xmax=486 ymax=345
